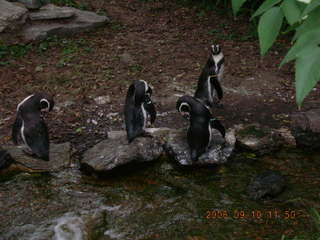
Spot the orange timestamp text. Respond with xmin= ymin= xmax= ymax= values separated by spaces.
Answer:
xmin=205 ymin=209 xmax=304 ymax=220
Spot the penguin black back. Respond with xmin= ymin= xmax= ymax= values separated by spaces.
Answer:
xmin=177 ymin=95 xmax=225 ymax=161
xmin=124 ymin=80 xmax=156 ymax=143
xmin=194 ymin=44 xmax=224 ymax=107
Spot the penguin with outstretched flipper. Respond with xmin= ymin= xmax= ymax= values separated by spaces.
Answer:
xmin=177 ymin=95 xmax=225 ymax=161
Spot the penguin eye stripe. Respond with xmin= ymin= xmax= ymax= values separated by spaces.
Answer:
xmin=179 ymin=103 xmax=190 ymax=113
xmin=40 ymin=99 xmax=50 ymax=111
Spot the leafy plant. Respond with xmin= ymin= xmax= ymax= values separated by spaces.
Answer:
xmin=232 ymin=0 xmax=320 ymax=107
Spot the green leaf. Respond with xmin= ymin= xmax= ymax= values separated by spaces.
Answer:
xmin=295 ymin=47 xmax=320 ymax=107
xmin=293 ymin=6 xmax=320 ymax=41
xmin=302 ymin=0 xmax=320 ymax=17
xmin=281 ymin=0 xmax=301 ymax=25
xmin=251 ymin=0 xmax=281 ymax=19
xmin=281 ymin=28 xmax=320 ymax=66
xmin=258 ymin=7 xmax=284 ymax=55
xmin=231 ymin=0 xmax=248 ymax=16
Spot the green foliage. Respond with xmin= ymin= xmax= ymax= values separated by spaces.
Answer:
xmin=0 ymin=43 xmax=32 ymax=59
xmin=258 ymin=6 xmax=283 ymax=55
xmin=231 ymin=0 xmax=247 ymax=15
xmin=234 ymin=0 xmax=320 ymax=107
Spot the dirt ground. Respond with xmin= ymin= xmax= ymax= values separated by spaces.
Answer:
xmin=0 ymin=0 xmax=319 ymax=155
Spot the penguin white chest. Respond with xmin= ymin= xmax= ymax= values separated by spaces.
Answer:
xmin=141 ymin=103 xmax=147 ymax=129
xmin=208 ymin=122 xmax=213 ymax=147
xmin=21 ymin=120 xmax=31 ymax=150
xmin=207 ymin=76 xmax=215 ymax=101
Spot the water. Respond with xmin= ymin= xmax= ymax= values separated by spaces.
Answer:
xmin=0 ymin=149 xmax=319 ymax=240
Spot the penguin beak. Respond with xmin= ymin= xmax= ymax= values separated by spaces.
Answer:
xmin=181 ymin=112 xmax=190 ymax=120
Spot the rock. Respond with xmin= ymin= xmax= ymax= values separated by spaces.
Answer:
xmin=1 ymin=142 xmax=71 ymax=173
xmin=164 ymin=128 xmax=235 ymax=166
xmin=235 ymin=123 xmax=288 ymax=155
xmin=247 ymin=171 xmax=286 ymax=200
xmin=82 ymin=129 xmax=166 ymax=172
xmin=29 ymin=6 xmax=75 ymax=20
xmin=15 ymin=0 xmax=41 ymax=9
xmin=291 ymin=109 xmax=320 ymax=150
xmin=0 ymin=0 xmax=27 ymax=33
xmin=94 ymin=95 xmax=110 ymax=105
xmin=23 ymin=4 xmax=110 ymax=41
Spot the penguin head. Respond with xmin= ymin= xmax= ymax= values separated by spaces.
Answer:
xmin=17 ymin=93 xmax=54 ymax=114
xmin=177 ymin=100 xmax=191 ymax=120
xmin=211 ymin=44 xmax=221 ymax=55
xmin=134 ymin=80 xmax=152 ymax=106
xmin=176 ymin=95 xmax=209 ymax=119
xmin=39 ymin=95 xmax=54 ymax=113
xmin=209 ymin=44 xmax=223 ymax=76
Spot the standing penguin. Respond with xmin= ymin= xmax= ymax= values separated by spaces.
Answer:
xmin=124 ymin=80 xmax=156 ymax=143
xmin=12 ymin=93 xmax=54 ymax=161
xmin=177 ymin=95 xmax=225 ymax=161
xmin=194 ymin=44 xmax=225 ymax=107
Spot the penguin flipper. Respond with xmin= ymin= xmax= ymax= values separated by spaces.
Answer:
xmin=12 ymin=114 xmax=23 ymax=145
xmin=211 ymin=119 xmax=226 ymax=138
xmin=24 ymin=119 xmax=50 ymax=161
xmin=210 ymin=77 xmax=223 ymax=100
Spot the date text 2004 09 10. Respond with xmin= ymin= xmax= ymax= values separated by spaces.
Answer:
xmin=205 ymin=210 xmax=304 ymax=220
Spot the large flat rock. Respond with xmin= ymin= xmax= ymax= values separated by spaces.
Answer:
xmin=2 ymin=142 xmax=71 ymax=173
xmin=0 ymin=0 xmax=28 ymax=32
xmin=82 ymin=129 xmax=165 ymax=172
xmin=164 ymin=128 xmax=235 ymax=165
xmin=82 ymin=127 xmax=236 ymax=171
xmin=23 ymin=4 xmax=110 ymax=41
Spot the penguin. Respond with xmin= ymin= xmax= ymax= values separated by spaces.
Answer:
xmin=0 ymin=150 xmax=14 ymax=170
xmin=124 ymin=80 xmax=156 ymax=143
xmin=12 ymin=93 xmax=54 ymax=161
xmin=176 ymin=95 xmax=225 ymax=161
xmin=194 ymin=44 xmax=225 ymax=108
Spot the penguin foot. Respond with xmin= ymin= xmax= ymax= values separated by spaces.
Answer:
xmin=22 ymin=149 xmax=34 ymax=157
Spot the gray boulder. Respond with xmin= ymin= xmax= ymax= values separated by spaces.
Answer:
xmin=29 ymin=6 xmax=75 ymax=20
xmin=164 ymin=128 xmax=236 ymax=165
xmin=15 ymin=0 xmax=42 ymax=9
xmin=82 ymin=129 xmax=166 ymax=172
xmin=291 ymin=108 xmax=320 ymax=150
xmin=0 ymin=0 xmax=27 ymax=33
xmin=1 ymin=142 xmax=71 ymax=173
xmin=247 ymin=171 xmax=286 ymax=200
xmin=23 ymin=4 xmax=110 ymax=41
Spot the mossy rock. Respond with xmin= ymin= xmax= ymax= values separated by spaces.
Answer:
xmin=234 ymin=123 xmax=287 ymax=155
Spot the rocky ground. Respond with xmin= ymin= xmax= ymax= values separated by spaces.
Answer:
xmin=0 ymin=0 xmax=319 ymax=158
